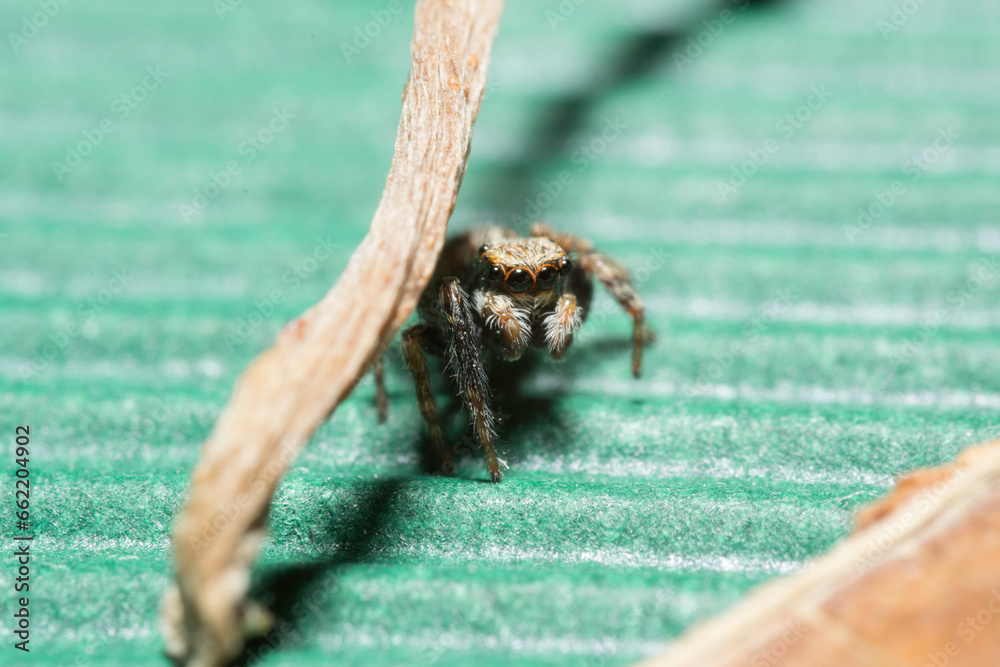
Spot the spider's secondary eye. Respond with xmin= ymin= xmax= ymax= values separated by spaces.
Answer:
xmin=487 ymin=264 xmax=504 ymax=282
xmin=478 ymin=244 xmax=489 ymax=255
xmin=506 ymin=268 xmax=532 ymax=293
xmin=536 ymin=265 xmax=558 ymax=290
xmin=558 ymin=257 xmax=573 ymax=275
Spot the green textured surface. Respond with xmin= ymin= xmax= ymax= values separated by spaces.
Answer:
xmin=2 ymin=0 xmax=1000 ymax=665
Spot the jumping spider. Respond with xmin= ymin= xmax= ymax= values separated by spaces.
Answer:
xmin=374 ymin=223 xmax=647 ymax=483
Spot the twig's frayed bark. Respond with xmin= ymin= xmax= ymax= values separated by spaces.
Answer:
xmin=160 ymin=1 xmax=504 ymax=664
xmin=636 ymin=438 xmax=1000 ymax=667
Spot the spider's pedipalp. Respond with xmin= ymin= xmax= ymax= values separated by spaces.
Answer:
xmin=474 ymin=289 xmax=531 ymax=360
xmin=543 ymin=293 xmax=583 ymax=360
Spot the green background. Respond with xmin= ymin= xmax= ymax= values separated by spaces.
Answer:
xmin=2 ymin=0 xmax=999 ymax=665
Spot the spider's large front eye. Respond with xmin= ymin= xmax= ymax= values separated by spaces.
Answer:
xmin=487 ymin=264 xmax=504 ymax=283
xmin=536 ymin=265 xmax=558 ymax=290
xmin=506 ymin=268 xmax=532 ymax=293
xmin=478 ymin=244 xmax=490 ymax=256
xmin=558 ymin=257 xmax=573 ymax=275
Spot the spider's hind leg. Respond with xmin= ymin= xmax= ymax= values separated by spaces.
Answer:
xmin=372 ymin=354 xmax=388 ymax=423
xmin=438 ymin=277 xmax=503 ymax=483
xmin=402 ymin=325 xmax=454 ymax=474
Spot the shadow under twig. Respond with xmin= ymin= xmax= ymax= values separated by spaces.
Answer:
xmin=232 ymin=480 xmax=403 ymax=666
xmin=485 ymin=0 xmax=793 ymax=213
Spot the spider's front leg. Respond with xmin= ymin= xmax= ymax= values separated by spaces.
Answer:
xmin=439 ymin=277 xmax=504 ymax=483
xmin=531 ymin=223 xmax=647 ymax=377
xmin=583 ymin=252 xmax=646 ymax=378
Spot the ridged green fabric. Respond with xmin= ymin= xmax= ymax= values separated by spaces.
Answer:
xmin=2 ymin=0 xmax=998 ymax=665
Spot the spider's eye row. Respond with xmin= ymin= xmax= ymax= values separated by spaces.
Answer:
xmin=478 ymin=244 xmax=490 ymax=255
xmin=506 ymin=268 xmax=532 ymax=293
xmin=558 ymin=257 xmax=573 ymax=275
xmin=487 ymin=264 xmax=504 ymax=282
xmin=536 ymin=265 xmax=558 ymax=289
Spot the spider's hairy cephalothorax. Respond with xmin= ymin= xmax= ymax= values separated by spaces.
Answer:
xmin=374 ymin=223 xmax=648 ymax=483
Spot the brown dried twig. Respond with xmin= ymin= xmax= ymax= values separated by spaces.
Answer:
xmin=637 ymin=438 xmax=1000 ymax=667
xmin=159 ymin=1 xmax=505 ymax=664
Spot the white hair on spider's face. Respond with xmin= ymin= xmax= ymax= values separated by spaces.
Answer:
xmin=471 ymin=234 xmax=576 ymax=361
